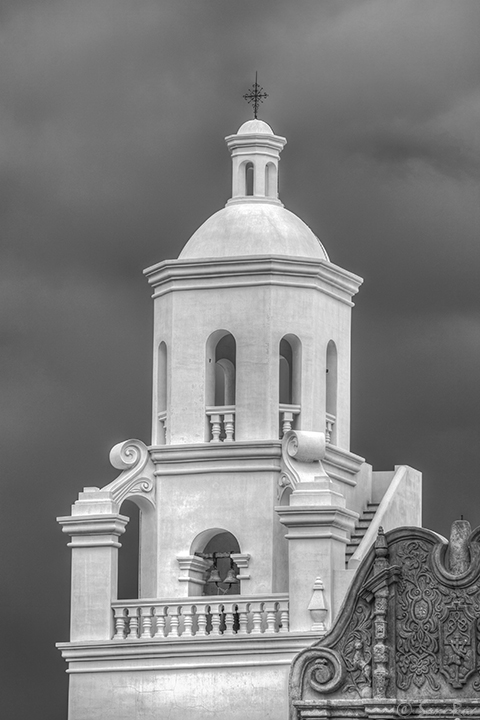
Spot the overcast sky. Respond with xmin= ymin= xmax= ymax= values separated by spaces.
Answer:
xmin=2 ymin=1 xmax=480 ymax=717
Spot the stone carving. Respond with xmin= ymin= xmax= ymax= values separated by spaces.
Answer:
xmin=440 ymin=600 xmax=476 ymax=688
xmin=289 ymin=520 xmax=480 ymax=720
xmin=395 ymin=538 xmax=441 ymax=691
xmin=103 ymin=438 xmax=156 ymax=508
xmin=280 ymin=430 xmax=328 ymax=490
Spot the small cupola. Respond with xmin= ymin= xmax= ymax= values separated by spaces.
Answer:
xmin=225 ymin=119 xmax=287 ymax=205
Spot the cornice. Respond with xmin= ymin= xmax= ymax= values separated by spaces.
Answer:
xmin=143 ymin=256 xmax=363 ymax=306
xmin=57 ymin=632 xmax=315 ymax=672
xmin=149 ymin=440 xmax=282 ymax=475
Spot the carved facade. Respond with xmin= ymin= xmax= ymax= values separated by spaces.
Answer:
xmin=290 ymin=521 xmax=480 ymax=719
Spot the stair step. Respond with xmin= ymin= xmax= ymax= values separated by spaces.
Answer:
xmin=345 ymin=503 xmax=379 ymax=567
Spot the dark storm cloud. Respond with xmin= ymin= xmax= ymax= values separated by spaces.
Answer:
xmin=348 ymin=126 xmax=480 ymax=179
xmin=1 ymin=1 xmax=480 ymax=717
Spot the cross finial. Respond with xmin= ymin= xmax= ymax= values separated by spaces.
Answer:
xmin=243 ymin=72 xmax=268 ymax=119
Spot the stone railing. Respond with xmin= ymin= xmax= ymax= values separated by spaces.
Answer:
xmin=112 ymin=594 xmax=289 ymax=640
xmin=325 ymin=412 xmax=336 ymax=443
xmin=206 ymin=405 xmax=235 ymax=442
xmin=279 ymin=404 xmax=301 ymax=437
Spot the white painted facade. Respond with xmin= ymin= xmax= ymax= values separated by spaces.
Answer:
xmin=57 ymin=118 xmax=422 ymax=720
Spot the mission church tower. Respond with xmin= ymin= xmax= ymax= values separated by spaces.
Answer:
xmin=57 ymin=102 xmax=421 ymax=720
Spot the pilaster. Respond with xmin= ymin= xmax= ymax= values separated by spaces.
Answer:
xmin=58 ymin=488 xmax=128 ymax=642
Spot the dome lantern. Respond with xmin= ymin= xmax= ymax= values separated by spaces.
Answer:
xmin=225 ymin=119 xmax=286 ymax=205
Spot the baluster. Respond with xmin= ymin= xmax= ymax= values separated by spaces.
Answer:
xmin=224 ymin=413 xmax=234 ymax=442
xmin=265 ymin=602 xmax=277 ymax=633
xmin=279 ymin=604 xmax=289 ymax=633
xmin=196 ymin=607 xmax=208 ymax=636
xmin=155 ymin=608 xmax=166 ymax=638
xmin=251 ymin=603 xmax=263 ymax=634
xmin=210 ymin=605 xmax=222 ymax=636
xmin=128 ymin=608 xmax=139 ymax=638
xmin=325 ymin=414 xmax=335 ymax=444
xmin=140 ymin=607 xmax=153 ymax=639
xmin=209 ymin=414 xmax=222 ymax=442
xmin=282 ymin=411 xmax=294 ymax=436
xmin=183 ymin=605 xmax=194 ymax=637
xmin=113 ymin=608 xmax=127 ymax=640
xmin=224 ymin=604 xmax=235 ymax=635
xmin=238 ymin=610 xmax=248 ymax=635
xmin=169 ymin=607 xmax=180 ymax=637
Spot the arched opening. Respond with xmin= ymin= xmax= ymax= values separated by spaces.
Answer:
xmin=206 ymin=331 xmax=237 ymax=441
xmin=191 ymin=529 xmax=241 ymax=596
xmin=157 ymin=341 xmax=167 ymax=444
xmin=265 ymin=162 xmax=277 ymax=198
xmin=326 ymin=340 xmax=338 ymax=444
xmin=245 ymin=161 xmax=254 ymax=196
xmin=279 ymin=335 xmax=302 ymax=436
xmin=279 ymin=338 xmax=293 ymax=404
xmin=117 ymin=500 xmax=140 ymax=600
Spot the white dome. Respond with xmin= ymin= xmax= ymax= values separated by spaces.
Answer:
xmin=237 ymin=119 xmax=274 ymax=135
xmin=178 ymin=203 xmax=329 ymax=261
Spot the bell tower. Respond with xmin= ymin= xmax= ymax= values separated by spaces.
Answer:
xmin=57 ymin=100 xmax=422 ymax=720
xmin=141 ymin=114 xmax=364 ymax=608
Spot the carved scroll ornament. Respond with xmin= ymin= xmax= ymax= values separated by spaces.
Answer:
xmin=279 ymin=430 xmax=327 ymax=493
xmin=103 ymin=438 xmax=156 ymax=509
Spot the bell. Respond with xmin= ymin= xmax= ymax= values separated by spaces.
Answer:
xmin=206 ymin=564 xmax=222 ymax=584
xmin=223 ymin=566 xmax=238 ymax=585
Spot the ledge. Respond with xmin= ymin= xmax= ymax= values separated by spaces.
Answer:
xmin=143 ymin=255 xmax=363 ymax=306
xmin=57 ymin=631 xmax=317 ymax=673
xmin=149 ymin=440 xmax=283 ymax=475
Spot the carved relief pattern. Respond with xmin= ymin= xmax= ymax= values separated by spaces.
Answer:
xmin=395 ymin=540 xmax=441 ymax=691
xmin=334 ymin=598 xmax=372 ymax=697
xmin=394 ymin=539 xmax=480 ymax=694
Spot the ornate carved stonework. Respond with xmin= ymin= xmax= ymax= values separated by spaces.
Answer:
xmin=289 ymin=520 xmax=480 ymax=719
xmin=103 ymin=438 xmax=156 ymax=509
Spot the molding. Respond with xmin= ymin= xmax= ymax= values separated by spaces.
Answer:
xmin=324 ymin=444 xmax=365 ymax=487
xmin=57 ymin=631 xmax=316 ymax=673
xmin=176 ymin=554 xmax=211 ymax=589
xmin=57 ymin=514 xmax=128 ymax=548
xmin=276 ymin=506 xmax=358 ymax=537
xmin=150 ymin=440 xmax=282 ymax=476
xmin=143 ymin=256 xmax=363 ymax=306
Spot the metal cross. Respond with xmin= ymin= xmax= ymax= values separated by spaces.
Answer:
xmin=243 ymin=72 xmax=268 ymax=119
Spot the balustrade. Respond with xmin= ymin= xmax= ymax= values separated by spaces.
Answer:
xmin=325 ymin=412 xmax=336 ymax=443
xmin=279 ymin=404 xmax=301 ymax=437
xmin=112 ymin=594 xmax=289 ymax=640
xmin=206 ymin=406 xmax=235 ymax=442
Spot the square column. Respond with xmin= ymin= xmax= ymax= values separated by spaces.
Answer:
xmin=58 ymin=489 xmax=128 ymax=642
xmin=276 ymin=477 xmax=357 ymax=632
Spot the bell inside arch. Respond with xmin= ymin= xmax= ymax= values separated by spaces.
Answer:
xmin=223 ymin=564 xmax=238 ymax=585
xmin=206 ymin=562 xmax=222 ymax=584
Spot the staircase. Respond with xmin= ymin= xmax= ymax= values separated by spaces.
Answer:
xmin=345 ymin=502 xmax=379 ymax=567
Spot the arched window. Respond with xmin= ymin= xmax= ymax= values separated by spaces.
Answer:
xmin=157 ymin=341 xmax=167 ymax=444
xmin=117 ymin=500 xmax=139 ymax=600
xmin=206 ymin=331 xmax=236 ymax=407
xmin=279 ymin=338 xmax=293 ymax=404
xmin=326 ymin=340 xmax=338 ymax=444
xmin=245 ymin=161 xmax=254 ymax=196
xmin=265 ymin=162 xmax=277 ymax=198
xmin=206 ymin=331 xmax=237 ymax=441
xmin=279 ymin=335 xmax=301 ymax=435
xmin=191 ymin=529 xmax=241 ymax=596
